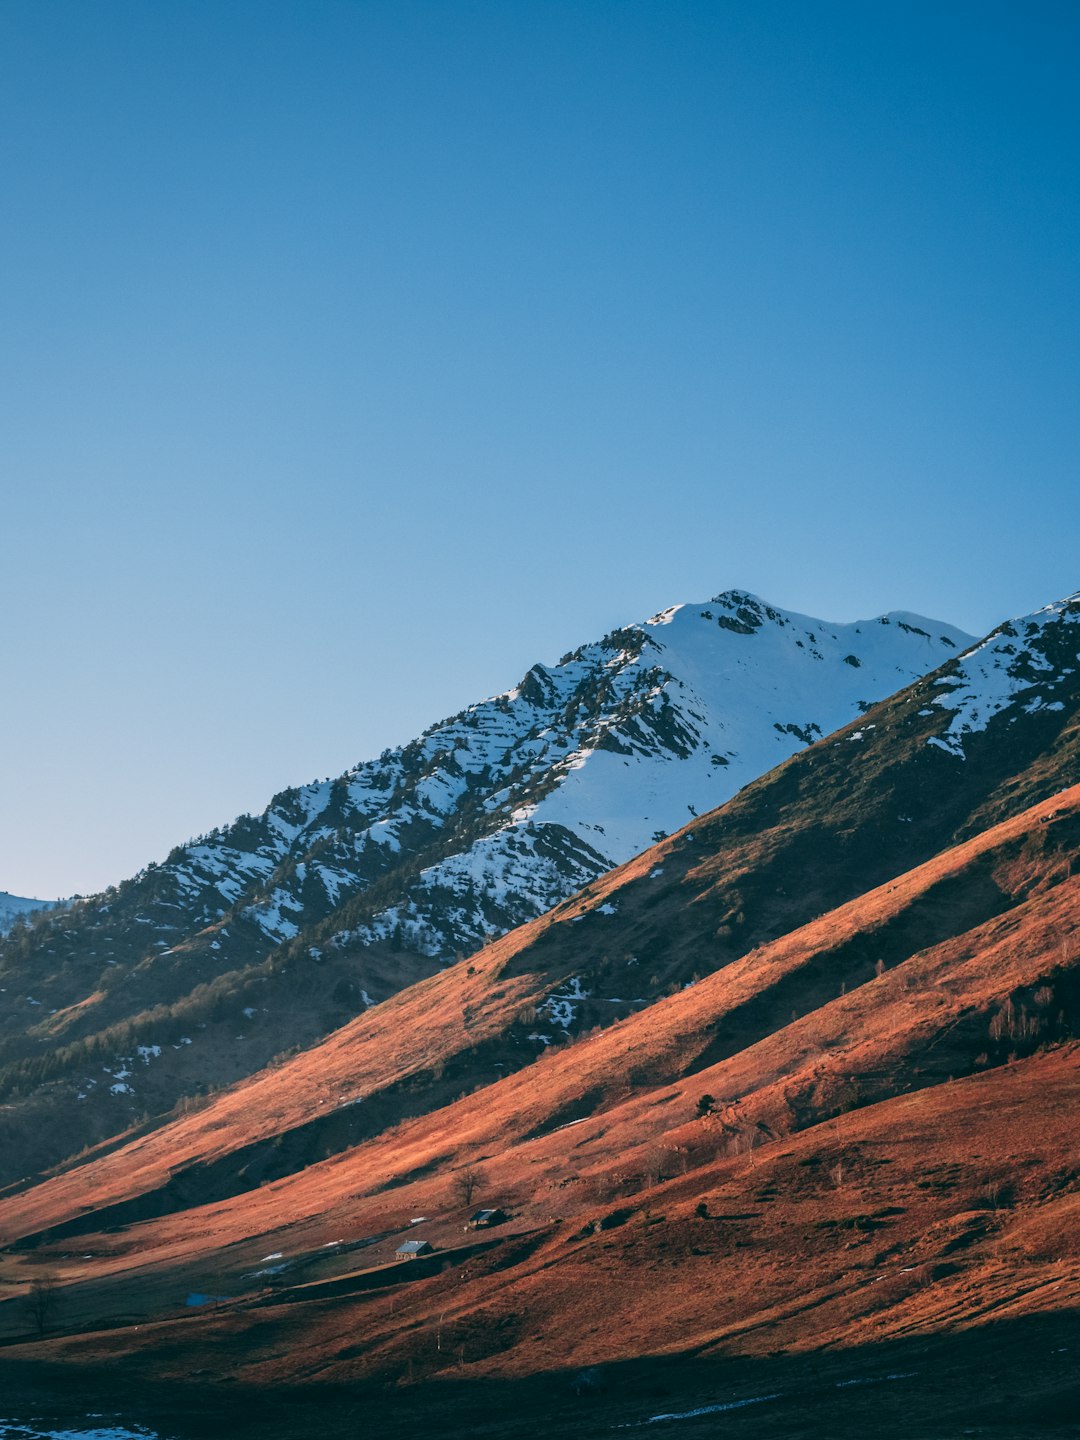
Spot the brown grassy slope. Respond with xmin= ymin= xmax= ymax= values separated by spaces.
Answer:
xmin=4 ymin=681 xmax=1079 ymax=1248
xmin=6 ymin=1046 xmax=1077 ymax=1405
xmin=1 ymin=787 xmax=1077 ymax=1333
xmin=3 ymin=599 xmax=1077 ymax=1198
xmin=0 ymin=800 xmax=1077 ymax=1440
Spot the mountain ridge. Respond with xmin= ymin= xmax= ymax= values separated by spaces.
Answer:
xmin=0 ymin=589 xmax=971 ymax=1181
xmin=5 ymin=586 xmax=1078 ymax=1238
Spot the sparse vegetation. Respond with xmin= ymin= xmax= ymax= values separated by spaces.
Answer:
xmin=26 ymin=1273 xmax=60 ymax=1338
xmin=451 ymin=1162 xmax=487 ymax=1208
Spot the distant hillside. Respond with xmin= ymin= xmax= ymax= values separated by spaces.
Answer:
xmin=0 ymin=891 xmax=55 ymax=936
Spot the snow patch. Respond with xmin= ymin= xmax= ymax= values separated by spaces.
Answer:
xmin=927 ymin=595 xmax=1080 ymax=756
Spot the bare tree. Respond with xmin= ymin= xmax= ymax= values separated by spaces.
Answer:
xmin=451 ymin=1162 xmax=486 ymax=1208
xmin=641 ymin=1146 xmax=674 ymax=1188
xmin=744 ymin=1128 xmax=759 ymax=1169
xmin=27 ymin=1273 xmax=60 ymax=1338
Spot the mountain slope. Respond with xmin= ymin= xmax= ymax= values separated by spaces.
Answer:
xmin=1 ymin=595 xmax=1079 ymax=1440
xmin=0 ymin=591 xmax=968 ymax=1180
xmin=1 ymin=790 xmax=1077 ymax=1440
xmin=4 ymin=590 xmax=1078 ymax=1243
xmin=6 ymin=781 xmax=1077 ymax=1250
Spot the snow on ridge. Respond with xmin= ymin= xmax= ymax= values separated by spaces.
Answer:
xmin=175 ymin=592 xmax=966 ymax=911
xmin=318 ymin=591 xmax=972 ymax=963
xmin=13 ymin=587 xmax=977 ymax=985
xmin=247 ymin=886 xmax=304 ymax=941
xmin=928 ymin=592 xmax=1080 ymax=757
xmin=519 ymin=592 xmax=973 ymax=866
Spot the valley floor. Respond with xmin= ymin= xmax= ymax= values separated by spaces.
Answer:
xmin=2 ymin=1310 xmax=1078 ymax=1440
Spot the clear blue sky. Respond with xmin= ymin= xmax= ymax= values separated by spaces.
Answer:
xmin=2 ymin=1 xmax=1078 ymax=898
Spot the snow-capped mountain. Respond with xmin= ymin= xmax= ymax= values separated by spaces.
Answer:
xmin=11 ymin=590 xmax=968 ymax=983
xmin=317 ymin=592 xmax=972 ymax=959
xmin=10 ymin=587 xmax=1080 ymax=1233
xmin=0 ymin=891 xmax=55 ymax=935
xmin=19 ymin=584 xmax=1080 ymax=1188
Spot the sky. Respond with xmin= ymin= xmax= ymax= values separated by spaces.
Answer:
xmin=1 ymin=0 xmax=1078 ymax=898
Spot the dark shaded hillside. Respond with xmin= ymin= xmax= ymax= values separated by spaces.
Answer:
xmin=2 ymin=1313 xmax=1078 ymax=1440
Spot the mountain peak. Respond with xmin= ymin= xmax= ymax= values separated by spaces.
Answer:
xmin=1036 ymin=589 xmax=1080 ymax=619
xmin=705 ymin=588 xmax=778 ymax=629
xmin=709 ymin=586 xmax=769 ymax=609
